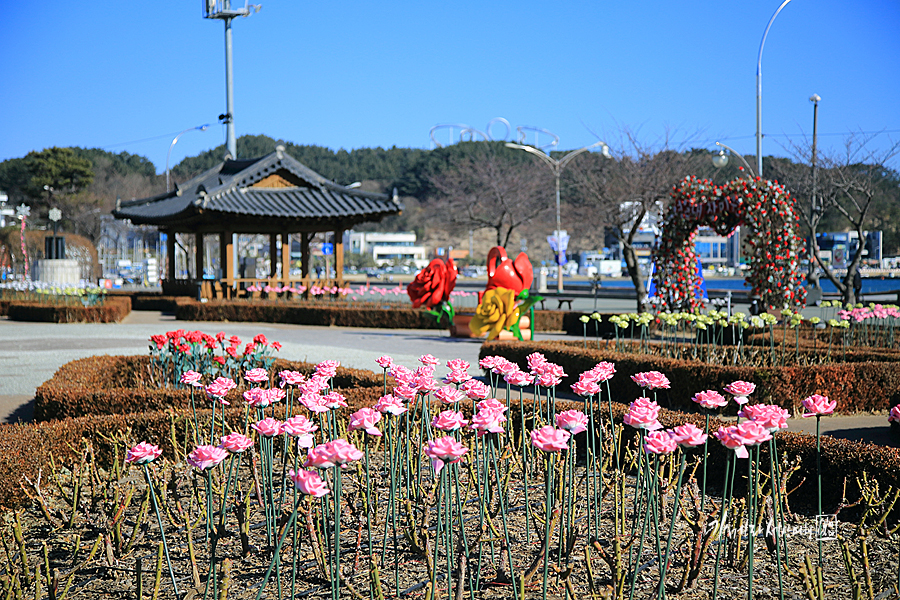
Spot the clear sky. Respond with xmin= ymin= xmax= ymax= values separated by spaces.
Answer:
xmin=1 ymin=0 xmax=898 ymax=177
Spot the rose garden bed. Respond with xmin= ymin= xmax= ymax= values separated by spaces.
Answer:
xmin=3 ymin=330 xmax=900 ymax=599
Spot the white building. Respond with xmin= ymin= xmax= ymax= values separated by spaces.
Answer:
xmin=347 ymin=231 xmax=428 ymax=267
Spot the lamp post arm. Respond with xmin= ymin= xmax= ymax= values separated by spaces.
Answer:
xmin=166 ymin=125 xmax=210 ymax=192
xmin=504 ymin=142 xmax=558 ymax=173
xmin=558 ymin=141 xmax=606 ymax=170
xmin=715 ymin=142 xmax=756 ymax=178
xmin=756 ymin=0 xmax=793 ymax=178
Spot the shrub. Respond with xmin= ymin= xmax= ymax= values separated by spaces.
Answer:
xmin=7 ymin=296 xmax=131 ymax=323
xmin=480 ymin=339 xmax=900 ymax=414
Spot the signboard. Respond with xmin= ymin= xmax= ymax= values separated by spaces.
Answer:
xmin=321 ymin=243 xmax=334 ymax=256
xmin=547 ymin=230 xmax=569 ymax=266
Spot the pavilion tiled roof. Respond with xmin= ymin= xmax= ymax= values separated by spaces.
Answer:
xmin=113 ymin=146 xmax=402 ymax=229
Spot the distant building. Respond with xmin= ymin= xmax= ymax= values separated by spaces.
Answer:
xmin=347 ymin=231 xmax=428 ymax=267
xmin=814 ymin=231 xmax=883 ymax=267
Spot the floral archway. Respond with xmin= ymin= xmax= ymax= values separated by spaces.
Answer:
xmin=653 ymin=175 xmax=807 ymax=311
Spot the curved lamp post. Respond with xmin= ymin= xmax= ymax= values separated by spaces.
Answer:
xmin=166 ymin=124 xmax=210 ymax=192
xmin=714 ymin=141 xmax=755 ymax=177
xmin=505 ymin=141 xmax=611 ymax=293
xmin=757 ymin=0 xmax=794 ymax=178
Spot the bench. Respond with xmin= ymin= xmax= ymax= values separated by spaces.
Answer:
xmin=538 ymin=296 xmax=576 ymax=310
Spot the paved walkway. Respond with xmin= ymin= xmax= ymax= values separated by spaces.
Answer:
xmin=0 ymin=309 xmax=895 ymax=448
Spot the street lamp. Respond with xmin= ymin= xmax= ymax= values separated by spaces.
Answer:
xmin=757 ymin=0 xmax=794 ymax=178
xmin=506 ymin=140 xmax=611 ymax=293
xmin=166 ymin=124 xmax=210 ymax=192
xmin=712 ymin=142 xmax=755 ymax=271
xmin=808 ymin=94 xmax=822 ymax=291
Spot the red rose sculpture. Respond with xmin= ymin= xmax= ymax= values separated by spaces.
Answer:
xmin=407 ymin=257 xmax=457 ymax=309
xmin=483 ymin=246 xmax=534 ymax=299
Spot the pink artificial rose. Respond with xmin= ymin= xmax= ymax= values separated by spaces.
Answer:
xmin=631 ymin=371 xmax=671 ymax=390
xmin=281 ymin=415 xmax=318 ymax=448
xmin=536 ymin=372 xmax=562 ymax=388
xmin=590 ymin=362 xmax=616 ymax=382
xmin=390 ymin=364 xmax=415 ymax=386
xmin=530 ymin=426 xmax=570 ymax=453
xmin=734 ymin=420 xmax=773 ymax=447
xmin=479 ymin=356 xmax=502 ymax=370
xmin=423 ymin=437 xmax=468 ymax=474
xmin=243 ymin=387 xmax=270 ymax=408
xmin=393 ymin=384 xmax=418 ymax=401
xmin=180 ymin=370 xmax=203 ymax=387
xmin=669 ymin=423 xmax=708 ymax=448
xmin=301 ymin=376 xmax=330 ymax=394
xmin=288 ymin=469 xmax=330 ymax=497
xmin=469 ymin=407 xmax=507 ymax=437
xmin=252 ymin=417 xmax=283 ymax=438
xmin=300 ymin=392 xmax=330 ymax=414
xmin=890 ymin=405 xmax=900 ymax=424
xmin=219 ymin=432 xmax=253 ymax=453
xmin=126 ymin=441 xmax=162 ymax=464
xmin=267 ymin=388 xmax=285 ymax=404
xmin=244 ymin=368 xmax=269 ymax=384
xmin=323 ymin=439 xmax=363 ymax=466
xmin=375 ymin=355 xmax=394 ymax=370
xmin=278 ymin=370 xmax=305 ymax=387
xmin=348 ymin=407 xmax=382 ymax=436
xmin=461 ymin=379 xmax=490 ymax=400
xmin=446 ymin=359 xmax=469 ymax=373
xmin=692 ymin=390 xmax=728 ymax=410
xmin=526 ymin=352 xmax=548 ymax=373
xmin=205 ymin=377 xmax=237 ymax=404
xmin=740 ymin=404 xmax=789 ymax=431
xmin=556 ymin=410 xmax=588 ymax=435
xmin=571 ymin=380 xmax=600 ymax=397
xmin=187 ymin=445 xmax=229 ymax=470
xmin=801 ymin=394 xmax=836 ymax=418
xmin=434 ymin=386 xmax=465 ymax=404
xmin=432 ymin=410 xmax=468 ymax=432
xmin=623 ymin=397 xmax=662 ymax=431
xmin=419 ymin=354 xmax=440 ymax=366
xmin=505 ymin=370 xmax=534 ymax=387
xmin=713 ymin=425 xmax=749 ymax=459
xmin=494 ymin=359 xmax=519 ymax=376
xmin=643 ymin=430 xmax=677 ymax=455
xmin=373 ymin=394 xmax=408 ymax=416
xmin=444 ymin=369 xmax=471 ymax=385
xmin=315 ymin=360 xmax=340 ymax=379
xmin=324 ymin=391 xmax=348 ymax=409
xmin=415 ymin=376 xmax=439 ymax=394
xmin=724 ymin=381 xmax=756 ymax=405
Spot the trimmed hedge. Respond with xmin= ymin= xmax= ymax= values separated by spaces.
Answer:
xmin=480 ymin=339 xmax=900 ymax=414
xmin=171 ymin=299 xmax=570 ymax=331
xmin=6 ymin=296 xmax=131 ymax=323
xmin=34 ymin=355 xmax=387 ymax=422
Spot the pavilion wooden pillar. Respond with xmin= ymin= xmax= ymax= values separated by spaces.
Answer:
xmin=281 ymin=232 xmax=291 ymax=282
xmin=333 ymin=228 xmax=344 ymax=286
xmin=221 ymin=231 xmax=234 ymax=288
xmin=195 ymin=233 xmax=204 ymax=280
xmin=269 ymin=234 xmax=278 ymax=280
xmin=300 ymin=232 xmax=311 ymax=282
xmin=166 ymin=230 xmax=176 ymax=281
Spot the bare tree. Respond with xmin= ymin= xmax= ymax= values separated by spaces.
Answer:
xmin=568 ymin=129 xmax=704 ymax=311
xmin=771 ymin=132 xmax=900 ymax=304
xmin=427 ymin=144 xmax=552 ymax=249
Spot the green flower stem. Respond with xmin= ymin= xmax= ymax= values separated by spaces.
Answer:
xmin=489 ymin=436 xmax=519 ymax=600
xmin=816 ymin=415 xmax=824 ymax=569
xmin=747 ymin=445 xmax=757 ymax=600
xmin=701 ymin=413 xmax=710 ymax=512
xmin=142 ymin=464 xmax=179 ymax=599
xmin=255 ymin=497 xmax=302 ymax=600
xmin=768 ymin=438 xmax=785 ymax=600
xmin=659 ymin=451 xmax=686 ymax=599
xmin=332 ymin=466 xmax=343 ymax=600
xmin=712 ymin=453 xmax=735 ymax=600
xmin=542 ymin=454 xmax=555 ymax=600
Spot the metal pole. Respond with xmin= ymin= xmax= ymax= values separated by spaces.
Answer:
xmin=224 ymin=14 xmax=237 ymax=158
xmin=555 ymin=167 xmax=563 ymax=293
xmin=809 ymin=94 xmax=821 ymax=289
xmin=756 ymin=0 xmax=793 ymax=179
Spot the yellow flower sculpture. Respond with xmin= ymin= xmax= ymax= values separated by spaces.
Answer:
xmin=469 ymin=288 xmax=520 ymax=340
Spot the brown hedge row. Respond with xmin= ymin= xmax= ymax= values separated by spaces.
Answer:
xmin=34 ymin=355 xmax=388 ymax=422
xmin=4 ymin=394 xmax=899 ymax=517
xmin=6 ymin=296 xmax=131 ymax=323
xmin=170 ymin=299 xmax=570 ymax=331
xmin=0 ymin=386 xmax=385 ymax=509
xmin=480 ymin=339 xmax=900 ymax=414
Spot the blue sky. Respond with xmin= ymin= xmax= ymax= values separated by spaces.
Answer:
xmin=1 ymin=0 xmax=898 ymax=177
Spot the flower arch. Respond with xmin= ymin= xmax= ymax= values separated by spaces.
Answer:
xmin=653 ymin=175 xmax=807 ymax=311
